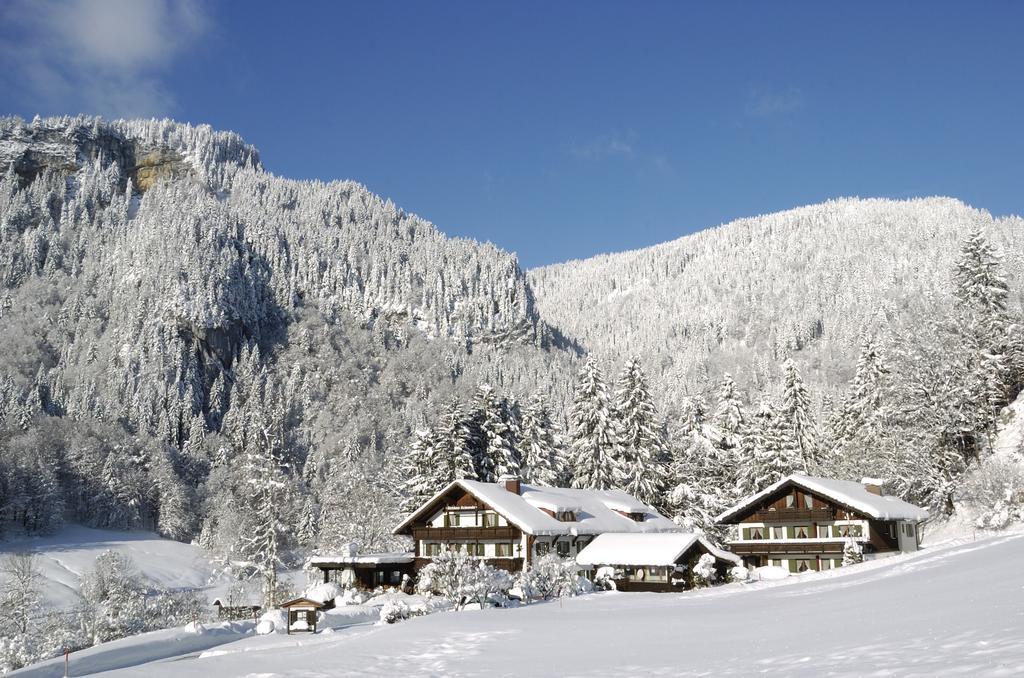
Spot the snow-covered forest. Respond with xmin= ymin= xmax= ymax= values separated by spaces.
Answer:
xmin=2 ymin=116 xmax=1024 ymax=670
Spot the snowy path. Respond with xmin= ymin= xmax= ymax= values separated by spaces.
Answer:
xmin=87 ymin=532 xmax=1024 ymax=677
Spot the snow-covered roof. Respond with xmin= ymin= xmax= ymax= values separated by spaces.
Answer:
xmin=715 ymin=474 xmax=930 ymax=523
xmin=576 ymin=532 xmax=741 ymax=567
xmin=394 ymin=479 xmax=679 ymax=537
xmin=307 ymin=552 xmax=414 ymax=567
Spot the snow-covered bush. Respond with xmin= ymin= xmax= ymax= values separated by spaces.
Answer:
xmin=379 ymin=599 xmax=411 ymax=624
xmin=416 ymin=551 xmax=513 ymax=609
xmin=959 ymin=456 xmax=1024 ymax=529
xmin=517 ymin=554 xmax=580 ymax=602
xmin=592 ymin=565 xmax=618 ymax=591
xmin=304 ymin=581 xmax=343 ymax=605
xmin=256 ymin=608 xmax=287 ymax=634
xmin=692 ymin=553 xmax=718 ymax=588
xmin=728 ymin=565 xmax=749 ymax=583
xmin=842 ymin=538 xmax=864 ymax=566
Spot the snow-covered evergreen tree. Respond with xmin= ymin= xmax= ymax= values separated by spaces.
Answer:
xmin=778 ymin=359 xmax=818 ymax=471
xmin=567 ymin=356 xmax=624 ymax=491
xmin=613 ymin=356 xmax=666 ymax=504
xmin=518 ymin=394 xmax=562 ymax=486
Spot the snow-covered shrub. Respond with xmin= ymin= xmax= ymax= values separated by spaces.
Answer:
xmin=692 ymin=553 xmax=718 ymax=588
xmin=416 ymin=551 xmax=512 ymax=610
xmin=379 ymin=599 xmax=411 ymax=624
xmin=592 ymin=565 xmax=617 ymax=591
xmin=842 ymin=538 xmax=864 ymax=566
xmin=256 ymin=608 xmax=287 ymax=634
xmin=517 ymin=554 xmax=580 ymax=602
xmin=335 ymin=587 xmax=367 ymax=607
xmin=304 ymin=581 xmax=343 ymax=605
xmin=959 ymin=456 xmax=1024 ymax=529
xmin=728 ymin=565 xmax=749 ymax=583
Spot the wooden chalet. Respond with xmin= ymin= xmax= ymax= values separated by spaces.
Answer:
xmin=716 ymin=474 xmax=929 ymax=573
xmin=576 ymin=532 xmax=741 ymax=591
xmin=279 ymin=597 xmax=325 ymax=634
xmin=393 ymin=475 xmax=679 ymax=575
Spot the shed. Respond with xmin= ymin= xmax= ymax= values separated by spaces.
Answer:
xmin=576 ymin=532 xmax=740 ymax=591
xmin=308 ymin=552 xmax=415 ymax=590
xmin=279 ymin=597 xmax=325 ymax=634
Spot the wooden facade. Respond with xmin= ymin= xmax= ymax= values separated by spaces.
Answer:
xmin=718 ymin=478 xmax=923 ymax=572
xmin=595 ymin=542 xmax=736 ymax=593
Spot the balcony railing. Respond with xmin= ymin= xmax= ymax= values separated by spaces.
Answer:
xmin=728 ymin=540 xmax=849 ymax=555
xmin=412 ymin=526 xmax=519 ymax=541
xmin=750 ymin=508 xmax=835 ymax=523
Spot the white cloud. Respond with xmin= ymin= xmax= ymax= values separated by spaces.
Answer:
xmin=747 ymin=87 xmax=803 ymax=117
xmin=1 ymin=0 xmax=209 ymax=117
xmin=569 ymin=134 xmax=635 ymax=160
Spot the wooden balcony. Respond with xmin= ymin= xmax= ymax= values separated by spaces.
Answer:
xmin=750 ymin=508 xmax=834 ymax=523
xmin=411 ymin=526 xmax=519 ymax=541
xmin=728 ymin=540 xmax=849 ymax=555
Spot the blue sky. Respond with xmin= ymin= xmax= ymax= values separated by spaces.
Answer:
xmin=1 ymin=1 xmax=1022 ymax=268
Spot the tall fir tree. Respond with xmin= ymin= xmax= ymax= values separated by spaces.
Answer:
xmin=470 ymin=384 xmax=520 ymax=482
xmin=519 ymin=394 xmax=562 ymax=486
xmin=613 ymin=356 xmax=666 ymax=505
xmin=779 ymin=359 xmax=818 ymax=472
xmin=568 ymin=356 xmax=625 ymax=491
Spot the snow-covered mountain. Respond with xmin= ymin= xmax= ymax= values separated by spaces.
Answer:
xmin=529 ymin=197 xmax=1024 ymax=410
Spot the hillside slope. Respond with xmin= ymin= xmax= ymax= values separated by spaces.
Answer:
xmin=529 ymin=197 xmax=1024 ymax=410
xmin=82 ymin=532 xmax=1024 ymax=677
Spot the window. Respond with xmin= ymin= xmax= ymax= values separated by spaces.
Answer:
xmin=444 ymin=512 xmax=461 ymax=528
xmin=536 ymin=542 xmax=550 ymax=556
xmin=791 ymin=559 xmax=815 ymax=573
xmin=820 ymin=559 xmax=832 ymax=570
xmin=771 ymin=526 xmax=786 ymax=540
xmin=483 ymin=512 xmax=499 ymax=528
xmin=791 ymin=525 xmax=811 ymax=539
xmin=556 ymin=541 xmax=570 ymax=557
xmin=424 ymin=543 xmax=440 ymax=556
xmin=803 ymin=493 xmax=814 ymax=509
xmin=496 ymin=543 xmax=513 ymax=557
xmin=389 ymin=570 xmax=402 ymax=584
xmin=888 ymin=524 xmax=897 ymax=539
xmin=817 ymin=525 xmax=831 ymax=539
xmin=744 ymin=527 xmax=765 ymax=540
xmin=647 ymin=567 xmax=668 ymax=582
xmin=555 ymin=511 xmax=577 ymax=522
xmin=836 ymin=524 xmax=863 ymax=538
xmin=785 ymin=493 xmax=796 ymax=508
xmin=471 ymin=543 xmax=485 ymax=556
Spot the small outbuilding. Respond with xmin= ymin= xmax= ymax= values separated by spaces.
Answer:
xmin=308 ymin=552 xmax=415 ymax=590
xmin=212 ymin=598 xmax=261 ymax=620
xmin=576 ymin=532 xmax=741 ymax=591
xmin=279 ymin=597 xmax=326 ymax=634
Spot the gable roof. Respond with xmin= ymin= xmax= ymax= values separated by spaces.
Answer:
xmin=715 ymin=473 xmax=930 ymax=524
xmin=575 ymin=532 xmax=741 ymax=567
xmin=394 ymin=479 xmax=679 ymax=537
xmin=278 ymin=597 xmax=326 ymax=609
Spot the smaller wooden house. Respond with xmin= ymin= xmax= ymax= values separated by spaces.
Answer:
xmin=576 ymin=532 xmax=741 ymax=591
xmin=308 ymin=552 xmax=415 ymax=591
xmin=279 ymin=597 xmax=326 ymax=634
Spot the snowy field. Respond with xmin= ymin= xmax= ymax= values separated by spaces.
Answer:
xmin=24 ymin=530 xmax=1020 ymax=678
xmin=0 ymin=525 xmax=216 ymax=608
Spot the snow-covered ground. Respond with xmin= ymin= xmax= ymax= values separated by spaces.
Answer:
xmin=0 ymin=525 xmax=216 ymax=608
xmin=52 ymin=530 xmax=1024 ymax=677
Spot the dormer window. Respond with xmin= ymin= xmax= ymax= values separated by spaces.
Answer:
xmin=555 ymin=511 xmax=577 ymax=522
xmin=628 ymin=512 xmax=645 ymax=522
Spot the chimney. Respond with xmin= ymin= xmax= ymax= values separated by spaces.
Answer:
xmin=499 ymin=474 xmax=521 ymax=495
xmin=861 ymin=477 xmax=884 ymax=496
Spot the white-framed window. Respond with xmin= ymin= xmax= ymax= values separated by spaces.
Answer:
xmin=791 ymin=525 xmax=811 ymax=539
xmin=483 ymin=512 xmax=499 ymax=528
xmin=836 ymin=524 xmax=863 ymax=538
xmin=744 ymin=527 xmax=765 ymax=540
xmin=817 ymin=525 xmax=831 ymax=539
xmin=803 ymin=493 xmax=814 ymax=509
xmin=785 ymin=493 xmax=796 ymax=508
xmin=496 ymin=543 xmax=513 ymax=557
xmin=771 ymin=526 xmax=786 ymax=540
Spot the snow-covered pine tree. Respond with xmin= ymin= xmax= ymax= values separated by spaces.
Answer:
xmin=237 ymin=424 xmax=287 ymax=609
xmin=433 ymin=397 xmax=476 ymax=485
xmin=518 ymin=394 xmax=562 ymax=486
xmin=712 ymin=374 xmax=746 ymax=454
xmin=739 ymin=397 xmax=797 ymax=493
xmin=401 ymin=425 xmax=440 ymax=512
xmin=470 ymin=384 xmax=520 ymax=482
xmin=567 ymin=356 xmax=625 ymax=490
xmin=779 ymin=359 xmax=818 ymax=472
xmin=613 ymin=356 xmax=666 ymax=505
xmin=841 ymin=537 xmax=864 ymax=566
